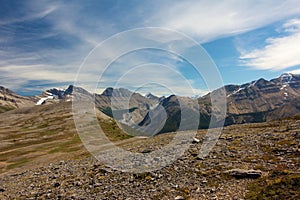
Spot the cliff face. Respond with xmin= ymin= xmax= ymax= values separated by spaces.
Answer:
xmin=222 ymin=73 xmax=300 ymax=125
xmin=226 ymin=73 xmax=300 ymax=115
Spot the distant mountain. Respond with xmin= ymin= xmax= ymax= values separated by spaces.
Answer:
xmin=223 ymin=73 xmax=300 ymax=124
xmin=95 ymin=87 xmax=159 ymax=127
xmin=138 ymin=73 xmax=300 ymax=133
xmin=36 ymin=85 xmax=91 ymax=105
xmin=139 ymin=95 xmax=209 ymax=134
xmin=0 ymin=86 xmax=36 ymax=112
xmin=145 ymin=93 xmax=160 ymax=101
xmin=2 ymin=73 xmax=300 ymax=135
xmin=36 ymin=86 xmax=159 ymax=128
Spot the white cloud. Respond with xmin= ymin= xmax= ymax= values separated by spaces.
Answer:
xmin=239 ymin=18 xmax=300 ymax=70
xmin=0 ymin=65 xmax=75 ymax=81
xmin=3 ymin=0 xmax=300 ymax=95
xmin=288 ymin=68 xmax=300 ymax=74
xmin=154 ymin=0 xmax=300 ymax=42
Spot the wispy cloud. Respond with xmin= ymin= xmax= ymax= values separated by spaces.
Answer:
xmin=1 ymin=0 xmax=300 ymax=95
xmin=0 ymin=2 xmax=57 ymax=26
xmin=154 ymin=0 xmax=300 ymax=42
xmin=239 ymin=18 xmax=300 ymax=70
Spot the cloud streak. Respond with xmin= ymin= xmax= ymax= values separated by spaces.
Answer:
xmin=154 ymin=0 xmax=300 ymax=42
xmin=1 ymin=0 xmax=300 ymax=95
xmin=239 ymin=18 xmax=300 ymax=70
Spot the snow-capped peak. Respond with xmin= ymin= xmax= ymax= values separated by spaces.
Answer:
xmin=249 ymin=80 xmax=258 ymax=87
xmin=280 ymin=73 xmax=293 ymax=83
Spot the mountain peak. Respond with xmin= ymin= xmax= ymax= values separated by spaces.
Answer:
xmin=280 ymin=73 xmax=294 ymax=83
xmin=101 ymin=87 xmax=133 ymax=97
xmin=145 ymin=92 xmax=159 ymax=100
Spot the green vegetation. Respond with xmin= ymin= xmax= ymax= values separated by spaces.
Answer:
xmin=7 ymin=158 xmax=29 ymax=170
xmin=98 ymin=119 xmax=132 ymax=141
xmin=246 ymin=172 xmax=300 ymax=199
xmin=0 ymin=105 xmax=14 ymax=113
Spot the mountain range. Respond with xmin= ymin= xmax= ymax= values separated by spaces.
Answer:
xmin=1 ymin=73 xmax=300 ymax=135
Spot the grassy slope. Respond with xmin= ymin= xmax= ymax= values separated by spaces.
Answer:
xmin=0 ymin=105 xmax=14 ymax=113
xmin=0 ymin=102 xmax=131 ymax=174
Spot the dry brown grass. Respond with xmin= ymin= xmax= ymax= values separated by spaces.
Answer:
xmin=0 ymin=102 xmax=133 ymax=174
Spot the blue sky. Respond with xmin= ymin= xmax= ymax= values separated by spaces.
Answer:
xmin=1 ymin=0 xmax=300 ymax=96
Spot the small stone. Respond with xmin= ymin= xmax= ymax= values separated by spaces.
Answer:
xmin=175 ymin=196 xmax=184 ymax=200
xmin=141 ymin=149 xmax=151 ymax=153
xmin=75 ymin=181 xmax=82 ymax=186
xmin=193 ymin=137 xmax=200 ymax=143
xmin=94 ymin=183 xmax=101 ymax=187
xmin=53 ymin=182 xmax=60 ymax=187
xmin=211 ymin=195 xmax=218 ymax=199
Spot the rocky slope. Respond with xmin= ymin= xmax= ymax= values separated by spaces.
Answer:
xmin=0 ymin=116 xmax=299 ymax=199
xmin=223 ymin=73 xmax=300 ymax=124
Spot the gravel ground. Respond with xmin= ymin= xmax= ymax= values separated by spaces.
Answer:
xmin=0 ymin=118 xmax=300 ymax=199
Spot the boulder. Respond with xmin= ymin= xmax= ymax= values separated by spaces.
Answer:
xmin=224 ymin=169 xmax=262 ymax=179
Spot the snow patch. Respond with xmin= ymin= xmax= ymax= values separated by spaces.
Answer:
xmin=227 ymin=87 xmax=246 ymax=97
xmin=281 ymin=73 xmax=293 ymax=83
xmin=36 ymin=95 xmax=54 ymax=105
xmin=280 ymin=84 xmax=288 ymax=90
xmin=249 ymin=80 xmax=257 ymax=88
xmin=44 ymin=91 xmax=53 ymax=96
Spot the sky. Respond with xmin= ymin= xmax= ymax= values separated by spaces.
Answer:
xmin=1 ymin=0 xmax=300 ymax=96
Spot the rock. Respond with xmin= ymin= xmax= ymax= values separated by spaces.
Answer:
xmin=192 ymin=137 xmax=200 ymax=143
xmin=53 ymin=182 xmax=60 ymax=187
xmin=75 ymin=181 xmax=82 ymax=186
xmin=175 ymin=196 xmax=184 ymax=200
xmin=225 ymin=169 xmax=262 ymax=179
xmin=196 ymin=156 xmax=204 ymax=160
xmin=189 ymin=148 xmax=199 ymax=157
xmin=141 ymin=149 xmax=152 ymax=153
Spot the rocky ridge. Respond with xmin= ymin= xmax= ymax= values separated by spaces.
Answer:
xmin=0 ymin=86 xmax=36 ymax=112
